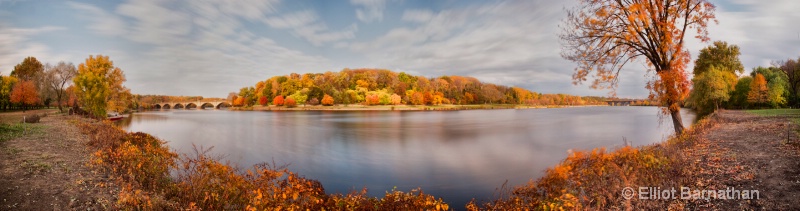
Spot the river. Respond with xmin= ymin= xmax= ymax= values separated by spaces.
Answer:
xmin=116 ymin=106 xmax=695 ymax=206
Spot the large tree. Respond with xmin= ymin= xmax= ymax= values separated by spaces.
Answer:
xmin=11 ymin=56 xmax=44 ymax=81
xmin=10 ymin=80 xmax=40 ymax=112
xmin=687 ymin=41 xmax=742 ymax=115
xmin=561 ymin=0 xmax=716 ymax=134
xmin=44 ymin=61 xmax=78 ymax=112
xmin=73 ymin=55 xmax=130 ymax=118
xmin=687 ymin=66 xmax=736 ymax=115
xmin=693 ymin=41 xmax=744 ymax=75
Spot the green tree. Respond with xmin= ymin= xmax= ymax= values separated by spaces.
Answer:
xmin=693 ymin=41 xmax=744 ymax=76
xmin=687 ymin=66 xmax=737 ymax=116
xmin=238 ymin=87 xmax=256 ymax=106
xmin=73 ymin=55 xmax=130 ymax=118
xmin=11 ymin=56 xmax=44 ymax=81
xmin=730 ymin=76 xmax=752 ymax=109
xmin=289 ymin=89 xmax=308 ymax=106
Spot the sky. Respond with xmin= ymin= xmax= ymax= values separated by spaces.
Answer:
xmin=1 ymin=0 xmax=798 ymax=98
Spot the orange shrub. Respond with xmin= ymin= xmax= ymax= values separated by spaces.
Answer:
xmin=273 ymin=95 xmax=284 ymax=106
xmin=285 ymin=97 xmax=297 ymax=108
xmin=321 ymin=94 xmax=334 ymax=106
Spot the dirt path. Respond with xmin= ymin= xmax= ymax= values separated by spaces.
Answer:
xmin=683 ymin=110 xmax=800 ymax=209
xmin=0 ymin=113 xmax=119 ymax=210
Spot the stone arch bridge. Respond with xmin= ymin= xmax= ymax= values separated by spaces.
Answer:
xmin=153 ymin=101 xmax=231 ymax=109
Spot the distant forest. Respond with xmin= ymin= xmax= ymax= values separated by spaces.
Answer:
xmin=228 ymin=68 xmax=613 ymax=107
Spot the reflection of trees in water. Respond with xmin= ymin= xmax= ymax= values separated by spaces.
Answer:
xmin=114 ymin=113 xmax=170 ymax=128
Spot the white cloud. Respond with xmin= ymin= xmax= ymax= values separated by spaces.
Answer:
xmin=67 ymin=2 xmax=127 ymax=36
xmin=351 ymin=0 xmax=386 ymax=23
xmin=264 ymin=10 xmax=358 ymax=46
xmin=0 ymin=22 xmax=66 ymax=75
xmin=401 ymin=9 xmax=433 ymax=23
xmin=68 ymin=0 xmax=333 ymax=97
xmin=351 ymin=1 xmax=584 ymax=93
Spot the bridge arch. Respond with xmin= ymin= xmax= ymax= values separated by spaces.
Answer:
xmin=185 ymin=103 xmax=198 ymax=109
xmin=173 ymin=103 xmax=185 ymax=109
xmin=153 ymin=104 xmax=162 ymax=109
xmin=199 ymin=102 xmax=215 ymax=109
xmin=215 ymin=102 xmax=231 ymax=109
xmin=162 ymin=104 xmax=171 ymax=109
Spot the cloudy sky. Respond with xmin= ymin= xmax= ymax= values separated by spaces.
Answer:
xmin=1 ymin=0 xmax=798 ymax=98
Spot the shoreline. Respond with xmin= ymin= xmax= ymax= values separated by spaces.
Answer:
xmin=225 ymin=104 xmax=610 ymax=111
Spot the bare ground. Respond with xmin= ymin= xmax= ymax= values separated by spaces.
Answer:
xmin=683 ymin=110 xmax=800 ymax=209
xmin=0 ymin=111 xmax=119 ymax=210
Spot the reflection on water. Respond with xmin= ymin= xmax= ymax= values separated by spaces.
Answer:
xmin=117 ymin=106 xmax=694 ymax=206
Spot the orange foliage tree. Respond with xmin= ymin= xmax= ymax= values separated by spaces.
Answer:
xmin=321 ymin=94 xmax=334 ymax=106
xmin=258 ymin=96 xmax=268 ymax=106
xmin=284 ymin=97 xmax=297 ymax=108
xmin=747 ymin=73 xmax=769 ymax=107
xmin=10 ymin=80 xmax=40 ymax=112
xmin=561 ymin=0 xmax=716 ymax=134
xmin=273 ymin=95 xmax=285 ymax=106
xmin=233 ymin=96 xmax=245 ymax=107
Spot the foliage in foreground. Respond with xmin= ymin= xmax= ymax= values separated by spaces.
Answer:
xmin=468 ymin=117 xmax=716 ymax=210
xmin=77 ymin=121 xmax=449 ymax=210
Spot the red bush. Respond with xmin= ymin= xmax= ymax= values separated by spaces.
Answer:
xmin=273 ymin=95 xmax=285 ymax=106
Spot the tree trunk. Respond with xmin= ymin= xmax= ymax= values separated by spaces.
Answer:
xmin=669 ymin=106 xmax=685 ymax=135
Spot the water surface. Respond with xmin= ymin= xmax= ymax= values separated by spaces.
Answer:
xmin=117 ymin=106 xmax=695 ymax=206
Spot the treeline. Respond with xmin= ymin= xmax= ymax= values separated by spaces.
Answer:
xmin=1 ymin=55 xmax=136 ymax=118
xmin=232 ymin=68 xmax=609 ymax=107
xmin=687 ymin=41 xmax=798 ymax=116
xmin=0 ymin=57 xmax=78 ymax=112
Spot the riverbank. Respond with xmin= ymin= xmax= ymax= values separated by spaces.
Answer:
xmin=1 ymin=109 xmax=797 ymax=209
xmin=229 ymin=104 xmax=606 ymax=111
xmin=0 ymin=110 xmax=120 ymax=210
xmin=470 ymin=110 xmax=800 ymax=210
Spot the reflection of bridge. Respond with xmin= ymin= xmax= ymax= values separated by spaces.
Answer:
xmin=153 ymin=101 xmax=231 ymax=109
xmin=605 ymin=99 xmax=644 ymax=106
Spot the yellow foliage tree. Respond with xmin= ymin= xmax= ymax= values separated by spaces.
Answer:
xmin=73 ymin=55 xmax=131 ymax=118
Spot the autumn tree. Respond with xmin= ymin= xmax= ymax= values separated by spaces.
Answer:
xmin=390 ymin=94 xmax=401 ymax=105
xmin=321 ymin=94 xmax=334 ymax=106
xmin=289 ymin=90 xmax=308 ymax=106
xmin=693 ymin=41 xmax=744 ymax=75
xmin=561 ymin=0 xmax=716 ymax=134
xmin=284 ymin=97 xmax=297 ymax=108
xmin=687 ymin=41 xmax=741 ymax=115
xmin=11 ymin=56 xmax=44 ymax=81
xmin=10 ymin=80 xmax=40 ymax=112
xmin=44 ymin=61 xmax=78 ymax=112
xmin=73 ymin=55 xmax=131 ymax=118
xmin=747 ymin=74 xmax=769 ymax=107
xmin=687 ymin=66 xmax=736 ymax=115
xmin=258 ymin=96 xmax=268 ymax=106
xmin=273 ymin=95 xmax=285 ymax=106
xmin=0 ymin=76 xmax=19 ymax=110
